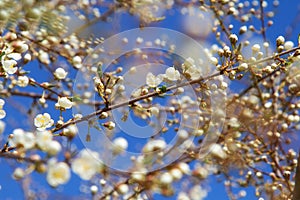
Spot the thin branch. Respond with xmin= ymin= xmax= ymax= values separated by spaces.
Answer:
xmin=52 ymin=45 xmax=300 ymax=133
xmin=0 ymin=152 xmax=46 ymax=164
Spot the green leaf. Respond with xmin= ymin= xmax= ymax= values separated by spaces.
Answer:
xmin=159 ymin=85 xmax=167 ymax=93
xmin=298 ymin=34 xmax=300 ymax=46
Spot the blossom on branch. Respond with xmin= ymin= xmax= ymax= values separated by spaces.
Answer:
xmin=47 ymin=159 xmax=70 ymax=187
xmin=34 ymin=113 xmax=54 ymax=131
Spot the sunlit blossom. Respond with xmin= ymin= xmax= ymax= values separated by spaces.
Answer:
xmin=54 ymin=67 xmax=68 ymax=79
xmin=34 ymin=113 xmax=54 ymax=130
xmin=46 ymin=140 xmax=62 ymax=156
xmin=47 ymin=159 xmax=70 ymax=187
xmin=36 ymin=131 xmax=53 ymax=151
xmin=56 ymin=97 xmax=73 ymax=109
xmin=9 ymin=129 xmax=35 ymax=149
xmin=72 ymin=149 xmax=103 ymax=180
xmin=146 ymin=72 xmax=163 ymax=87
xmin=112 ymin=137 xmax=128 ymax=153
xmin=2 ymin=59 xmax=17 ymax=74
xmin=143 ymin=139 xmax=167 ymax=153
xmin=165 ymin=67 xmax=180 ymax=81
xmin=0 ymin=99 xmax=6 ymax=119
xmin=17 ymin=76 xmax=29 ymax=87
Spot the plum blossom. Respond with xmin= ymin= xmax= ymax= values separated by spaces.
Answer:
xmin=47 ymin=159 xmax=70 ymax=187
xmin=146 ymin=72 xmax=163 ymax=87
xmin=1 ymin=46 xmax=23 ymax=74
xmin=210 ymin=144 xmax=227 ymax=159
xmin=72 ymin=149 xmax=103 ymax=180
xmin=38 ymin=50 xmax=50 ymax=65
xmin=63 ymin=124 xmax=78 ymax=138
xmin=189 ymin=185 xmax=208 ymax=200
xmin=149 ymin=106 xmax=159 ymax=117
xmin=72 ymin=56 xmax=82 ymax=69
xmin=143 ymin=139 xmax=167 ymax=153
xmin=9 ymin=129 xmax=35 ymax=149
xmin=112 ymin=137 xmax=128 ymax=153
xmin=46 ymin=141 xmax=62 ymax=156
xmin=34 ymin=113 xmax=54 ymax=131
xmin=36 ymin=131 xmax=53 ymax=150
xmin=36 ymin=131 xmax=61 ymax=155
xmin=56 ymin=97 xmax=73 ymax=109
xmin=0 ymin=99 xmax=6 ymax=119
xmin=165 ymin=67 xmax=180 ymax=81
xmin=0 ymin=120 xmax=5 ymax=134
xmin=13 ymin=168 xmax=25 ymax=180
xmin=160 ymin=172 xmax=173 ymax=185
xmin=2 ymin=59 xmax=18 ymax=74
xmin=17 ymin=76 xmax=29 ymax=87
xmin=54 ymin=67 xmax=68 ymax=79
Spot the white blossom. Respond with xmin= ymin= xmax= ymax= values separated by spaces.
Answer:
xmin=185 ymin=65 xmax=201 ymax=80
xmin=170 ymin=168 xmax=183 ymax=180
xmin=117 ymin=184 xmax=129 ymax=194
xmin=238 ymin=63 xmax=248 ymax=71
xmin=72 ymin=56 xmax=82 ymax=69
xmin=0 ymin=99 xmax=6 ymax=119
xmin=36 ymin=131 xmax=53 ymax=151
xmin=47 ymin=160 xmax=70 ymax=187
xmin=2 ymin=59 xmax=17 ymax=74
xmin=63 ymin=124 xmax=78 ymax=138
xmin=143 ymin=139 xmax=166 ymax=153
xmin=178 ymin=129 xmax=189 ymax=140
xmin=251 ymin=44 xmax=261 ymax=53
xmin=177 ymin=192 xmax=190 ymax=200
xmin=7 ymin=52 xmax=22 ymax=60
xmin=113 ymin=137 xmax=128 ymax=153
xmin=38 ymin=50 xmax=50 ymax=65
xmin=90 ymin=185 xmax=98 ymax=195
xmin=229 ymin=34 xmax=238 ymax=44
xmin=146 ymin=72 xmax=163 ymax=87
xmin=136 ymin=37 xmax=144 ymax=44
xmin=72 ymin=149 xmax=103 ymax=180
xmin=17 ymin=76 xmax=29 ymax=87
xmin=210 ymin=144 xmax=227 ymax=159
xmin=46 ymin=140 xmax=61 ymax=156
xmin=149 ymin=106 xmax=160 ymax=117
xmin=54 ymin=68 xmax=68 ymax=79
xmin=210 ymin=57 xmax=218 ymax=65
xmin=0 ymin=120 xmax=5 ymax=134
xmin=13 ymin=168 xmax=25 ymax=180
xmin=284 ymin=41 xmax=294 ymax=50
xmin=34 ymin=113 xmax=54 ymax=130
xmin=56 ymin=97 xmax=73 ymax=109
xmin=239 ymin=25 xmax=247 ymax=34
xmin=189 ymin=185 xmax=208 ymax=200
xmin=276 ymin=36 xmax=285 ymax=46
xmin=9 ymin=129 xmax=35 ymax=149
xmin=160 ymin=172 xmax=173 ymax=185
xmin=165 ymin=67 xmax=180 ymax=81
xmin=182 ymin=57 xmax=195 ymax=70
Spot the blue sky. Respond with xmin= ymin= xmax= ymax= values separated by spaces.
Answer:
xmin=0 ymin=1 xmax=300 ymax=199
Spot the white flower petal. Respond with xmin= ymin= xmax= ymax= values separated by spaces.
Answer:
xmin=0 ymin=110 xmax=6 ymax=119
xmin=7 ymin=53 xmax=22 ymax=61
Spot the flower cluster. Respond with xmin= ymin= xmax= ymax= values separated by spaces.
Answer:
xmin=0 ymin=1 xmax=299 ymax=200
